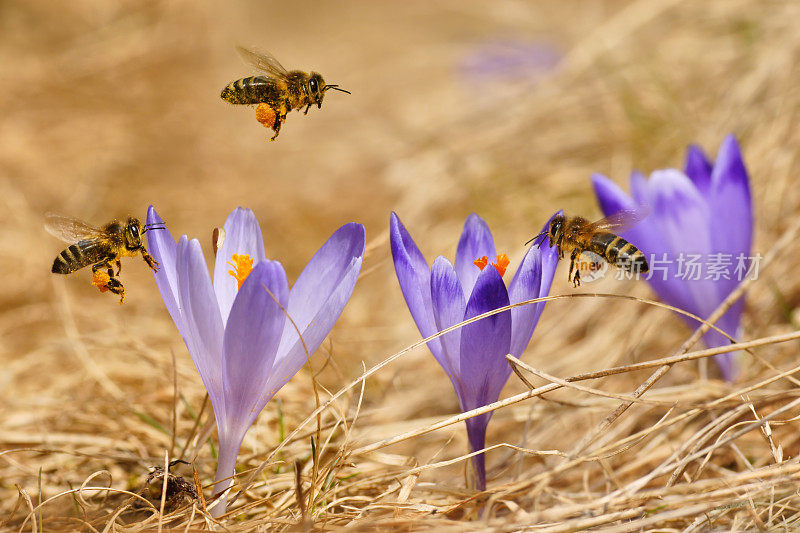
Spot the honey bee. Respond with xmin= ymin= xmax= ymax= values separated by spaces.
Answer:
xmin=46 ymin=213 xmax=164 ymax=303
xmin=220 ymin=46 xmax=350 ymax=140
xmin=529 ymin=210 xmax=649 ymax=287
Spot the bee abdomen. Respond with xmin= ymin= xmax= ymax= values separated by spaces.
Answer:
xmin=590 ymin=233 xmax=648 ymax=273
xmin=220 ymin=76 xmax=275 ymax=105
xmin=52 ymin=244 xmax=86 ymax=274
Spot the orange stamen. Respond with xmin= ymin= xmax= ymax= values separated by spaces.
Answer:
xmin=473 ymin=254 xmax=510 ymax=277
xmin=493 ymin=253 xmax=510 ymax=277
xmin=473 ymin=256 xmax=489 ymax=270
xmin=227 ymin=253 xmax=254 ymax=290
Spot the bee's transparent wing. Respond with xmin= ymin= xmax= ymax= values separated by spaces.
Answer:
xmin=588 ymin=207 xmax=650 ymax=233
xmin=236 ymin=46 xmax=290 ymax=80
xmin=44 ymin=213 xmax=105 ymax=243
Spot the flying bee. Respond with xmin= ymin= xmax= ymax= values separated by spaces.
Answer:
xmin=46 ymin=213 xmax=164 ymax=303
xmin=529 ymin=210 xmax=649 ymax=287
xmin=220 ymin=46 xmax=351 ymax=140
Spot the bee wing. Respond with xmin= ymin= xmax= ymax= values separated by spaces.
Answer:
xmin=236 ymin=46 xmax=290 ymax=80
xmin=588 ymin=207 xmax=650 ymax=233
xmin=44 ymin=213 xmax=106 ymax=243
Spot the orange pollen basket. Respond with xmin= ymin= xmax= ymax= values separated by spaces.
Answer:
xmin=91 ymin=270 xmax=111 ymax=292
xmin=227 ymin=253 xmax=254 ymax=290
xmin=473 ymin=253 xmax=510 ymax=277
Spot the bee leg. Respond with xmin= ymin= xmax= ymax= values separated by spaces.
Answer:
xmin=568 ymin=249 xmax=582 ymax=287
xmin=106 ymin=277 xmax=126 ymax=304
xmin=303 ymin=104 xmax=311 ymax=115
xmin=115 ymin=260 xmax=122 ymax=276
xmin=270 ymin=115 xmax=285 ymax=141
xmin=141 ymin=249 xmax=159 ymax=272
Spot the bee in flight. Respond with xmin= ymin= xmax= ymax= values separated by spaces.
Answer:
xmin=529 ymin=210 xmax=649 ymax=287
xmin=220 ymin=46 xmax=351 ymax=140
xmin=46 ymin=213 xmax=164 ymax=303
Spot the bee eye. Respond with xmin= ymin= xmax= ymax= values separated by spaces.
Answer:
xmin=309 ymin=79 xmax=318 ymax=93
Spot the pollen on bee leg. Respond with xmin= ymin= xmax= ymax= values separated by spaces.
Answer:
xmin=227 ymin=253 xmax=254 ymax=290
xmin=255 ymin=104 xmax=276 ymax=128
xmin=91 ymin=270 xmax=112 ymax=293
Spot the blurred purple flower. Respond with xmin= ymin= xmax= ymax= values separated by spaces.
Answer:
xmin=459 ymin=39 xmax=561 ymax=84
xmin=591 ymin=135 xmax=753 ymax=381
xmin=146 ymin=206 xmax=365 ymax=516
xmin=390 ymin=212 xmax=558 ymax=490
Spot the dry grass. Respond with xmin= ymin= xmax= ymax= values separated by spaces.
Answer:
xmin=2 ymin=0 xmax=800 ymax=530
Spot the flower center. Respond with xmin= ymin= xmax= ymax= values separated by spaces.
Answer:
xmin=473 ymin=253 xmax=510 ymax=277
xmin=227 ymin=253 xmax=254 ymax=290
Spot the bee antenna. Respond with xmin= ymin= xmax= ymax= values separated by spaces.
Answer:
xmin=325 ymin=85 xmax=351 ymax=94
xmin=143 ymin=224 xmax=166 ymax=234
xmin=524 ymin=231 xmax=547 ymax=247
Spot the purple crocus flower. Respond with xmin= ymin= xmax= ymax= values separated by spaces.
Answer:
xmin=591 ymin=135 xmax=752 ymax=381
xmin=146 ymin=206 xmax=365 ymax=516
xmin=390 ymin=212 xmax=558 ymax=490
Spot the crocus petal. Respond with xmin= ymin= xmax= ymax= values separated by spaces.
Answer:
xmin=146 ymin=206 xmax=185 ymax=336
xmin=648 ymin=169 xmax=721 ymax=320
xmin=213 ymin=207 xmax=267 ymax=326
xmin=455 ymin=214 xmax=497 ymax=300
xmin=507 ymin=214 xmax=558 ymax=356
xmin=709 ymin=135 xmax=753 ymax=296
xmin=389 ymin=213 xmax=443 ymax=359
xmin=176 ymin=237 xmax=226 ymax=419
xmin=268 ymin=223 xmax=365 ymax=394
xmin=222 ymin=260 xmax=289 ymax=434
xmin=595 ymin=173 xmax=696 ymax=313
xmin=683 ymin=144 xmax=713 ymax=197
xmin=430 ymin=256 xmax=466 ymax=382
xmin=459 ymin=266 xmax=512 ymax=410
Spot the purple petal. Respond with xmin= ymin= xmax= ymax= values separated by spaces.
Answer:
xmin=459 ymin=266 xmax=512 ymax=410
xmin=222 ymin=260 xmax=289 ymax=433
xmin=647 ymin=169 xmax=720 ymax=316
xmin=455 ymin=214 xmax=497 ymax=300
xmin=146 ymin=206 xmax=185 ymax=337
xmin=709 ymin=135 xmax=753 ymax=295
xmin=683 ymin=144 xmax=713 ymax=198
xmin=267 ymin=223 xmax=365 ymax=395
xmin=430 ymin=256 xmax=466 ymax=381
xmin=213 ymin=208 xmax=267 ymax=326
xmin=176 ymin=237 xmax=226 ymax=420
xmin=389 ymin=213 xmax=442 ymax=359
xmin=464 ymin=414 xmax=490 ymax=491
xmin=507 ymin=213 xmax=558 ymax=356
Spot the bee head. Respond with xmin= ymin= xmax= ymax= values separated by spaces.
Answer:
xmin=124 ymin=217 xmax=143 ymax=249
xmin=307 ymin=73 xmax=326 ymax=107
xmin=548 ymin=215 xmax=565 ymax=247
xmin=309 ymin=73 xmax=351 ymax=109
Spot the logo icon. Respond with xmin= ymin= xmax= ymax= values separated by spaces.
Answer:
xmin=575 ymin=251 xmax=608 ymax=283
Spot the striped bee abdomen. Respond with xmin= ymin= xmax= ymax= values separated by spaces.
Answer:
xmin=51 ymin=240 xmax=104 ymax=274
xmin=220 ymin=76 xmax=279 ymax=105
xmin=589 ymin=232 xmax=648 ymax=273
xmin=52 ymin=244 xmax=87 ymax=274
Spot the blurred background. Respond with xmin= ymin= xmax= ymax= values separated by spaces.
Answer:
xmin=2 ymin=0 xmax=799 ymax=527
